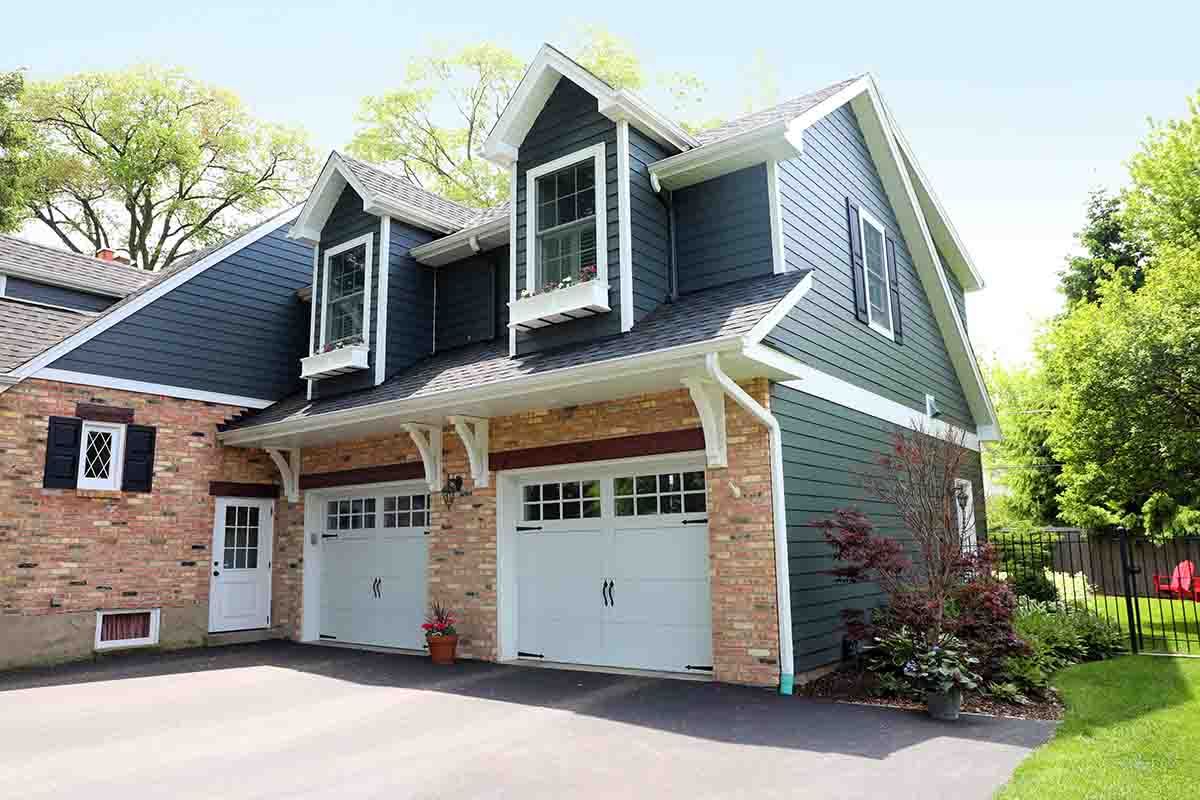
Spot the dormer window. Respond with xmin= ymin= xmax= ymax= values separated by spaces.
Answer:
xmin=525 ymin=143 xmax=607 ymax=295
xmin=321 ymin=233 xmax=373 ymax=348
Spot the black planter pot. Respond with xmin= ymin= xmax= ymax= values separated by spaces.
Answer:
xmin=926 ymin=687 xmax=963 ymax=721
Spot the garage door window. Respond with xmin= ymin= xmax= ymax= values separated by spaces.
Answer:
xmin=383 ymin=494 xmax=430 ymax=528
xmin=326 ymin=498 xmax=376 ymax=530
xmin=523 ymin=479 xmax=601 ymax=521
xmin=614 ymin=471 xmax=706 ymax=516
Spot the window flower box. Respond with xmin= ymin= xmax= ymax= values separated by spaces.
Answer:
xmin=300 ymin=342 xmax=369 ymax=379
xmin=510 ymin=279 xmax=610 ymax=330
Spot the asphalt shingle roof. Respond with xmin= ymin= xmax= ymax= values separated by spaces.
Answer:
xmin=694 ymin=77 xmax=862 ymax=146
xmin=0 ymin=298 xmax=93 ymax=372
xmin=0 ymin=235 xmax=152 ymax=296
xmin=338 ymin=155 xmax=479 ymax=229
xmin=224 ymin=270 xmax=810 ymax=432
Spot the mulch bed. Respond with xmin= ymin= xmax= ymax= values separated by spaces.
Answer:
xmin=799 ymin=665 xmax=1065 ymax=721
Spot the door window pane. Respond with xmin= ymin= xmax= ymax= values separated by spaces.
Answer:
xmin=615 ymin=471 xmax=707 ymax=516
xmin=222 ymin=504 xmax=263 ymax=572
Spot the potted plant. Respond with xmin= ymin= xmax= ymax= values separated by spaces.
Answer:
xmin=422 ymin=602 xmax=459 ymax=665
xmin=903 ymin=634 xmax=982 ymax=721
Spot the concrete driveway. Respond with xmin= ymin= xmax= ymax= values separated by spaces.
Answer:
xmin=0 ymin=642 xmax=1052 ymax=799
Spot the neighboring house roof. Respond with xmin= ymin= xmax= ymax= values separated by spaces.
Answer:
xmin=693 ymin=77 xmax=863 ymax=146
xmin=0 ymin=298 xmax=93 ymax=372
xmin=223 ymin=270 xmax=811 ymax=434
xmin=0 ymin=234 xmax=151 ymax=297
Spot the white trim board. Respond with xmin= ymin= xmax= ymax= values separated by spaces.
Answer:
xmin=35 ymin=368 xmax=274 ymax=409
xmin=616 ymin=120 xmax=634 ymax=331
xmin=375 ymin=216 xmax=391 ymax=386
xmin=508 ymin=163 xmax=518 ymax=357
xmin=766 ymin=161 xmax=786 ymax=275
xmin=3 ymin=207 xmax=301 ymax=389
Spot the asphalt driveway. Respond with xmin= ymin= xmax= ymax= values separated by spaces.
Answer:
xmin=0 ymin=642 xmax=1052 ymax=799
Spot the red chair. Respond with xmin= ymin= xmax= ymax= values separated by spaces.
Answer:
xmin=1153 ymin=560 xmax=1195 ymax=598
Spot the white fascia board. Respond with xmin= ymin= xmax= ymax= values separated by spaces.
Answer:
xmin=34 ymin=368 xmax=274 ymax=409
xmin=10 ymin=208 xmax=301 ymax=382
xmin=409 ymin=216 xmax=510 ymax=266
xmin=741 ymin=343 xmax=981 ymax=451
xmin=219 ymin=336 xmax=746 ymax=447
xmin=744 ymin=272 xmax=815 ymax=343
xmin=483 ymin=45 xmax=693 ymax=166
xmin=648 ymin=120 xmax=804 ymax=191
xmin=847 ymin=77 xmax=999 ymax=436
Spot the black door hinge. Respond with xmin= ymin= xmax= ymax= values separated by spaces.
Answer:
xmin=321 ymin=533 xmax=339 ymax=539
xmin=517 ymin=651 xmax=544 ymax=659
xmin=682 ymin=518 xmax=708 ymax=525
xmin=686 ymin=665 xmax=713 ymax=672
xmin=319 ymin=634 xmax=337 ymax=640
xmin=516 ymin=525 xmax=542 ymax=532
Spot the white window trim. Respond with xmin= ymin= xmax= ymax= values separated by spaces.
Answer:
xmin=319 ymin=232 xmax=374 ymax=350
xmin=954 ymin=478 xmax=977 ymax=551
xmin=94 ymin=608 xmax=160 ymax=651
xmin=77 ymin=420 xmax=125 ymax=491
xmin=0 ymin=273 xmax=7 ymax=296
xmin=858 ymin=209 xmax=895 ymax=341
xmin=524 ymin=142 xmax=608 ymax=297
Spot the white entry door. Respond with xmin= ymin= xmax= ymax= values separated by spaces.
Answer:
xmin=319 ymin=489 xmax=429 ymax=650
xmin=209 ymin=498 xmax=274 ymax=633
xmin=515 ymin=464 xmax=712 ymax=674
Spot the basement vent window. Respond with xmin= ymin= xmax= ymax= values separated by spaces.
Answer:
xmin=94 ymin=608 xmax=160 ymax=651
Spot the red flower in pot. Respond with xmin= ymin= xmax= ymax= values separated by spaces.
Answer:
xmin=424 ymin=603 xmax=459 ymax=665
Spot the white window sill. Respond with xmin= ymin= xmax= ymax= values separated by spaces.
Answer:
xmin=509 ymin=280 xmax=610 ymax=330
xmin=301 ymin=343 xmax=370 ymax=380
xmin=868 ymin=320 xmax=895 ymax=342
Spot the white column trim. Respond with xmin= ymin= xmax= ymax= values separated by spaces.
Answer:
xmin=403 ymin=423 xmax=443 ymax=492
xmin=375 ymin=216 xmax=391 ymax=385
xmin=766 ymin=160 xmax=786 ymax=274
xmin=306 ymin=243 xmax=319 ymax=400
xmin=448 ymin=415 xmax=490 ymax=488
xmin=617 ymin=119 xmax=634 ymax=331
xmin=508 ymin=162 xmax=518 ymax=357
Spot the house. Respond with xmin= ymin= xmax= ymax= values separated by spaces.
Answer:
xmin=0 ymin=45 xmax=996 ymax=693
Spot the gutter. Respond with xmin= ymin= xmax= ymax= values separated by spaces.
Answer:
xmin=703 ymin=352 xmax=795 ymax=695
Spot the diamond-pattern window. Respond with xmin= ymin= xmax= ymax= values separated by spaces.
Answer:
xmin=82 ymin=430 xmax=113 ymax=480
xmin=77 ymin=421 xmax=123 ymax=490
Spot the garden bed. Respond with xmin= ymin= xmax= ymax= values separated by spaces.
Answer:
xmin=799 ymin=664 xmax=1065 ymax=721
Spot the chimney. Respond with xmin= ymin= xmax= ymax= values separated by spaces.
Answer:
xmin=95 ymin=248 xmax=116 ymax=261
xmin=113 ymin=255 xmax=131 ymax=265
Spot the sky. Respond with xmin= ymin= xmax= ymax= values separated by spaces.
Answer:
xmin=7 ymin=0 xmax=1199 ymax=365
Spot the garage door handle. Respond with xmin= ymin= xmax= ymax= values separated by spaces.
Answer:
xmin=602 ymin=580 xmax=610 ymax=607
xmin=608 ymin=580 xmax=615 ymax=607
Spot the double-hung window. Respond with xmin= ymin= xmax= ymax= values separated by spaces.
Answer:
xmin=526 ymin=143 xmax=607 ymax=294
xmin=859 ymin=211 xmax=893 ymax=337
xmin=77 ymin=420 xmax=124 ymax=491
xmin=322 ymin=234 xmax=373 ymax=348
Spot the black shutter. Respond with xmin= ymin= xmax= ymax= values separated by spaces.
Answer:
xmin=885 ymin=236 xmax=904 ymax=345
xmin=846 ymin=198 xmax=869 ymax=324
xmin=43 ymin=417 xmax=82 ymax=489
xmin=122 ymin=425 xmax=157 ymax=493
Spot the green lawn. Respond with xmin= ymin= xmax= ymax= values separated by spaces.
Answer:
xmin=995 ymin=656 xmax=1200 ymax=799
xmin=1091 ymin=595 xmax=1200 ymax=654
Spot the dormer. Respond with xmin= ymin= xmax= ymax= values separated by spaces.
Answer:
xmin=481 ymin=45 xmax=697 ymax=356
xmin=289 ymin=153 xmax=471 ymax=397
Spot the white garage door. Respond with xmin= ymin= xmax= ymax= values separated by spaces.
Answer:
xmin=319 ymin=489 xmax=429 ymax=650
xmin=516 ymin=464 xmax=712 ymax=674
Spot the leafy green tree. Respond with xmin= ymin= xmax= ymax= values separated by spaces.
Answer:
xmin=0 ymin=68 xmax=29 ymax=233
xmin=1123 ymin=91 xmax=1200 ymax=252
xmin=15 ymin=66 xmax=316 ymax=270
xmin=1041 ymin=245 xmax=1200 ymax=538
xmin=349 ymin=30 xmax=712 ymax=208
xmin=982 ymin=360 xmax=1062 ymax=525
xmin=1058 ymin=189 xmax=1147 ymax=306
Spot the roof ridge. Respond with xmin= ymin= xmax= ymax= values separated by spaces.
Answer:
xmin=0 ymin=233 xmax=149 ymax=275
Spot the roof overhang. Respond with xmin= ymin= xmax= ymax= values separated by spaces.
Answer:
xmin=648 ymin=119 xmax=804 ymax=191
xmin=482 ymin=44 xmax=697 ymax=167
xmin=409 ymin=215 xmax=510 ymax=267
xmin=288 ymin=153 xmax=459 ymax=244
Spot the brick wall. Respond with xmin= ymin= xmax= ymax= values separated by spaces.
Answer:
xmin=0 ymin=379 xmax=291 ymax=668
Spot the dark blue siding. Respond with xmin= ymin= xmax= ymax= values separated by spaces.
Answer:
xmin=312 ymin=186 xmax=384 ymax=397
xmin=674 ymin=164 xmax=773 ymax=294
xmin=51 ymin=223 xmax=312 ymax=401
xmin=764 ymin=105 xmax=974 ymax=431
xmin=514 ymin=79 xmax=622 ymax=353
xmin=628 ymin=126 xmax=671 ymax=320
xmin=435 ymin=255 xmax=494 ymax=351
xmin=384 ymin=218 xmax=436 ymax=379
xmin=5 ymin=277 xmax=115 ymax=312
xmin=772 ymin=381 xmax=987 ymax=672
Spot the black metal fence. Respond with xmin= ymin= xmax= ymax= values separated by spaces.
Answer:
xmin=990 ymin=528 xmax=1200 ymax=656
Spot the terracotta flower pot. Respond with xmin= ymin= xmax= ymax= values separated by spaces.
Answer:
xmin=427 ymin=634 xmax=459 ymax=665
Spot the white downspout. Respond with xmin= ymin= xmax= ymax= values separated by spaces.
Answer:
xmin=704 ymin=352 xmax=795 ymax=695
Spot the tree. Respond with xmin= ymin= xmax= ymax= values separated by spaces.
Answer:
xmin=1041 ymin=245 xmax=1200 ymax=538
xmin=15 ymin=66 xmax=316 ymax=270
xmin=1058 ymin=189 xmax=1148 ymax=306
xmin=0 ymin=68 xmax=29 ymax=233
xmin=981 ymin=360 xmax=1063 ymax=525
xmin=1123 ymin=91 xmax=1200 ymax=252
xmin=348 ymin=29 xmax=712 ymax=208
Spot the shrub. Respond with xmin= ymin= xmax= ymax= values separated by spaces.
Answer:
xmin=1008 ymin=571 xmax=1060 ymax=603
xmin=948 ymin=577 xmax=1025 ymax=682
xmin=986 ymin=681 xmax=1032 ymax=706
xmin=999 ymin=604 xmax=1126 ymax=696
xmin=868 ymin=626 xmax=981 ymax=697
